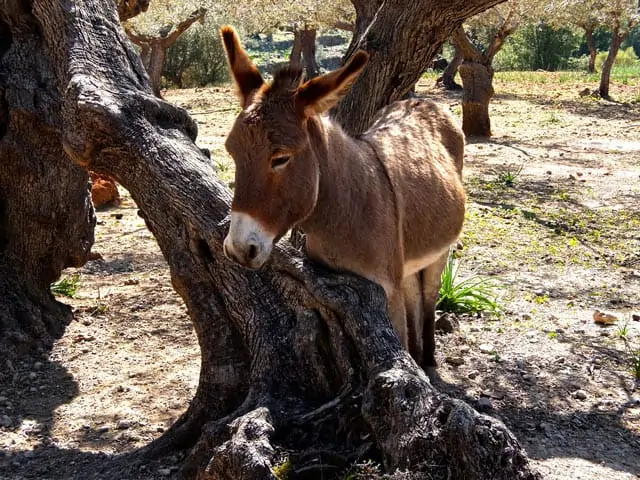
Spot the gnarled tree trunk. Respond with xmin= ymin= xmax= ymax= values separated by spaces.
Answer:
xmin=335 ymin=0 xmax=508 ymax=135
xmin=0 ymin=1 xmax=540 ymax=479
xmin=301 ymin=27 xmax=320 ymax=79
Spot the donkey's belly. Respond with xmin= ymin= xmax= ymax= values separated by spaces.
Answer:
xmin=403 ymin=245 xmax=450 ymax=277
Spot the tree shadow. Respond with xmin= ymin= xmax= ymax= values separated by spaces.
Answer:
xmin=434 ymin=332 xmax=640 ymax=478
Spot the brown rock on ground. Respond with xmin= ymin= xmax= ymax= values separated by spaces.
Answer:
xmin=90 ymin=172 xmax=121 ymax=208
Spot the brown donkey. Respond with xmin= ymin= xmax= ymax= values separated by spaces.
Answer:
xmin=220 ymin=26 xmax=466 ymax=376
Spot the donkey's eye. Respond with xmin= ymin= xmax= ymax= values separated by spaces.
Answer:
xmin=271 ymin=154 xmax=291 ymax=169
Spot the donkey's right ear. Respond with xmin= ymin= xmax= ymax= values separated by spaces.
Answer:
xmin=220 ymin=26 xmax=264 ymax=107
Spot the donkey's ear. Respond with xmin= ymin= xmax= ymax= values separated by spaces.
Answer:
xmin=295 ymin=50 xmax=369 ymax=116
xmin=220 ymin=26 xmax=264 ymax=107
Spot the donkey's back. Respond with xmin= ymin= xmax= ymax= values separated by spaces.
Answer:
xmin=361 ymin=98 xmax=465 ymax=274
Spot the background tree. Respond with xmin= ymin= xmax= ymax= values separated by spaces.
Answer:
xmin=451 ymin=1 xmax=547 ymax=137
xmin=0 ymin=0 xmax=543 ymax=478
xmin=123 ymin=1 xmax=209 ymax=95
xmin=547 ymin=0 xmax=640 ymax=98
xmin=222 ymin=0 xmax=355 ymax=79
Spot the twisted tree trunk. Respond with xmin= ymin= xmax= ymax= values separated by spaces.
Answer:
xmin=584 ymin=26 xmax=597 ymax=74
xmin=438 ymin=41 xmax=463 ymax=90
xmin=0 ymin=0 xmax=540 ymax=479
xmin=598 ymin=23 xmax=625 ymax=100
xmin=335 ymin=0 xmax=507 ymax=135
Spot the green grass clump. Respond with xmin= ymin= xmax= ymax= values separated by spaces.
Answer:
xmin=51 ymin=274 xmax=80 ymax=298
xmin=437 ymin=254 xmax=502 ymax=315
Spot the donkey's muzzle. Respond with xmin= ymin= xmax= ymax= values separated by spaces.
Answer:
xmin=223 ymin=211 xmax=274 ymax=269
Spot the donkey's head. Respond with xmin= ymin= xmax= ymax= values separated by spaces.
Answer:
xmin=220 ymin=26 xmax=368 ymax=269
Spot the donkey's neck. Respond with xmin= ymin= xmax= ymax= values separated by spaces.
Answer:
xmin=300 ymin=117 xmax=384 ymax=239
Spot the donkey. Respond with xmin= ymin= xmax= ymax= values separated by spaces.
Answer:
xmin=220 ymin=26 xmax=466 ymax=377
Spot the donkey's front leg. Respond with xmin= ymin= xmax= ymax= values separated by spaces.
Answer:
xmin=387 ymin=288 xmax=409 ymax=351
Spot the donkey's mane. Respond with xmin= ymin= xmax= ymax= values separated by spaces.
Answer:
xmin=268 ymin=66 xmax=304 ymax=94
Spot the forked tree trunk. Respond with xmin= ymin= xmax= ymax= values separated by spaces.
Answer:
xmin=585 ymin=27 xmax=597 ymax=74
xmin=125 ymin=7 xmax=206 ymax=97
xmin=599 ymin=27 xmax=625 ymax=100
xmin=0 ymin=1 xmax=540 ymax=479
xmin=335 ymin=0 xmax=508 ymax=135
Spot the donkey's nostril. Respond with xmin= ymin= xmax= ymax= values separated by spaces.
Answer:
xmin=247 ymin=244 xmax=258 ymax=260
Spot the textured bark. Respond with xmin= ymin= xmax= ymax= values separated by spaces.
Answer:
xmin=301 ymin=27 xmax=319 ymax=79
xmin=125 ymin=8 xmax=206 ymax=97
xmin=335 ymin=0 xmax=507 ymax=134
xmin=0 ymin=1 xmax=540 ymax=479
xmin=585 ymin=27 xmax=597 ymax=74
xmin=451 ymin=19 xmax=516 ymax=138
xmin=289 ymin=30 xmax=302 ymax=69
xmin=0 ymin=4 xmax=96 ymax=359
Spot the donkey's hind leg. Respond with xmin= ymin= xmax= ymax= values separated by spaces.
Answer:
xmin=420 ymin=250 xmax=450 ymax=380
xmin=403 ymin=273 xmax=424 ymax=365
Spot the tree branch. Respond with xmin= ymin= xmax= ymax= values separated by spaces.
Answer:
xmin=164 ymin=8 xmax=207 ymax=45
xmin=451 ymin=26 xmax=484 ymax=63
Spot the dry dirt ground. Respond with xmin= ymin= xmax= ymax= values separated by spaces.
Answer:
xmin=1 ymin=75 xmax=639 ymax=479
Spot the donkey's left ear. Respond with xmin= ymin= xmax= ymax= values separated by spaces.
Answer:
xmin=220 ymin=25 xmax=264 ymax=107
xmin=295 ymin=50 xmax=369 ymax=116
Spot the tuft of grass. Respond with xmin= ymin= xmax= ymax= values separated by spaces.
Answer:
xmin=437 ymin=253 xmax=502 ymax=315
xmin=495 ymin=164 xmax=523 ymax=187
xmin=272 ymin=458 xmax=292 ymax=480
xmin=51 ymin=274 xmax=80 ymax=298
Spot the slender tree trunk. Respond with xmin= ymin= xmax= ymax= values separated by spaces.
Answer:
xmin=599 ymin=30 xmax=624 ymax=100
xmin=335 ymin=0 xmax=508 ymax=135
xmin=439 ymin=42 xmax=463 ymax=90
xmin=1 ymin=1 xmax=540 ymax=479
xmin=147 ymin=42 xmax=167 ymax=97
xmin=585 ymin=27 xmax=597 ymax=74
xmin=301 ymin=27 xmax=319 ymax=79
xmin=289 ymin=29 xmax=303 ymax=69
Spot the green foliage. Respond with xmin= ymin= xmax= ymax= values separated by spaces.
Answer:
xmin=164 ymin=21 xmax=229 ymax=88
xmin=595 ymin=46 xmax=639 ymax=69
xmin=272 ymin=458 xmax=292 ymax=480
xmin=495 ymin=164 xmax=523 ymax=187
xmin=437 ymin=254 xmax=502 ymax=315
xmin=494 ymin=23 xmax=581 ymax=71
xmin=51 ymin=274 xmax=80 ymax=298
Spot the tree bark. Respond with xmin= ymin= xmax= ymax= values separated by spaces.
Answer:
xmin=598 ymin=25 xmax=625 ymax=100
xmin=335 ymin=0 xmax=508 ymax=135
xmin=301 ymin=27 xmax=320 ymax=79
xmin=585 ymin=27 xmax=597 ymax=74
xmin=438 ymin=41 xmax=463 ymax=90
xmin=289 ymin=30 xmax=302 ymax=69
xmin=0 ymin=1 xmax=541 ymax=479
xmin=0 ymin=7 xmax=96 ymax=360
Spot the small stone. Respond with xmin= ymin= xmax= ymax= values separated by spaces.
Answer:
xmin=33 ymin=362 xmax=42 ymax=370
xmin=521 ymin=313 xmax=532 ymax=321
xmin=124 ymin=278 xmax=139 ymax=286
xmin=28 ymin=372 xmax=37 ymax=380
xmin=522 ymin=374 xmax=534 ymax=382
xmin=445 ymin=356 xmax=465 ymax=366
xmin=158 ymin=468 xmax=172 ymax=477
xmin=593 ymin=310 xmax=617 ymax=325
xmin=0 ymin=415 xmax=11 ymax=427
xmin=156 ymin=425 xmax=166 ymax=433
xmin=468 ymin=370 xmax=480 ymax=379
xmin=555 ymin=328 xmax=565 ymax=334
xmin=632 ymin=314 xmax=640 ymax=322
xmin=81 ymin=318 xmax=93 ymax=326
xmin=30 ymin=387 xmax=37 ymax=392
xmin=479 ymin=344 xmax=495 ymax=354
xmin=117 ymin=419 xmax=132 ymax=430
xmin=600 ymin=331 xmax=611 ymax=337
xmin=574 ymin=390 xmax=588 ymax=400
xmin=534 ymin=289 xmax=545 ymax=296
xmin=477 ymin=397 xmax=493 ymax=410
xmin=459 ymin=345 xmax=471 ymax=354
xmin=97 ymin=425 xmax=110 ymax=434
xmin=435 ymin=314 xmax=459 ymax=333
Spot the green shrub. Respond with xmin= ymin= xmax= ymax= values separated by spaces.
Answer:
xmin=595 ymin=46 xmax=639 ymax=70
xmin=164 ymin=20 xmax=229 ymax=89
xmin=51 ymin=274 xmax=80 ymax=298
